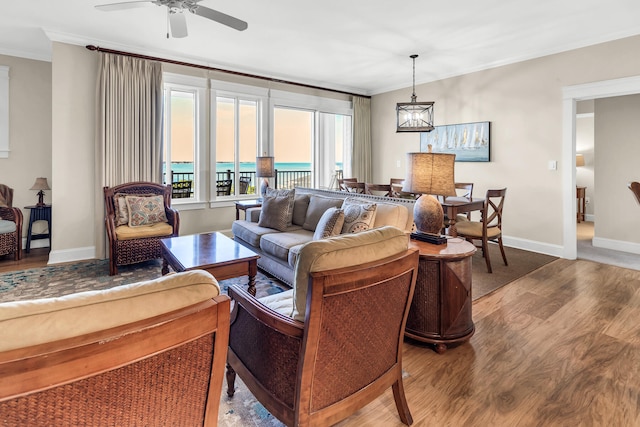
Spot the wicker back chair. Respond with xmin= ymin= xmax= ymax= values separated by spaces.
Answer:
xmin=226 ymin=227 xmax=419 ymax=426
xmin=104 ymin=181 xmax=179 ymax=275
xmin=0 ymin=270 xmax=230 ymax=426
xmin=0 ymin=184 xmax=23 ymax=261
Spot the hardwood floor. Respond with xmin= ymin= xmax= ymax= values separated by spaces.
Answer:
xmin=335 ymin=258 xmax=640 ymax=426
xmin=0 ymin=248 xmax=50 ymax=273
xmin=2 ymin=253 xmax=639 ymax=426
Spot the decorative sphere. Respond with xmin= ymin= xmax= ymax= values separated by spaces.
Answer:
xmin=413 ymin=194 xmax=444 ymax=235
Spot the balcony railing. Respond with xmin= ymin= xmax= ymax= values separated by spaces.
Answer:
xmin=166 ymin=169 xmax=344 ymax=198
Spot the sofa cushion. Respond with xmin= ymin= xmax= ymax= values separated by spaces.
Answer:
xmin=260 ymin=229 xmax=313 ymax=261
xmin=302 ymin=195 xmax=344 ymax=231
xmin=341 ymin=197 xmax=377 ymax=233
xmin=372 ymin=201 xmax=410 ymax=230
xmin=292 ymin=193 xmax=311 ymax=226
xmin=291 ymin=226 xmax=409 ymax=322
xmin=0 ymin=270 xmax=220 ymax=352
xmin=287 ymin=244 xmax=304 ymax=268
xmin=313 ymin=207 xmax=344 ymax=240
xmin=115 ymin=222 xmax=174 ymax=241
xmin=232 ymin=220 xmax=281 ymax=247
xmin=126 ymin=195 xmax=168 ymax=227
xmin=258 ymin=188 xmax=296 ymax=231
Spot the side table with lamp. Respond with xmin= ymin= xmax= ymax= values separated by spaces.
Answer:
xmin=25 ymin=177 xmax=51 ymax=253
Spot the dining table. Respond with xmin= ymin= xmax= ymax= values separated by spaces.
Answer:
xmin=440 ymin=196 xmax=485 ymax=237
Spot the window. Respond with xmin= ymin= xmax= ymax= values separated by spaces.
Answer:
xmin=162 ymin=74 xmax=206 ymax=202
xmin=0 ymin=66 xmax=8 ymax=158
xmin=212 ymin=82 xmax=268 ymax=199
xmin=270 ymin=90 xmax=352 ymax=191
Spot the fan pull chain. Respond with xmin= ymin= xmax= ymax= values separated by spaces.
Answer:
xmin=166 ymin=9 xmax=170 ymax=38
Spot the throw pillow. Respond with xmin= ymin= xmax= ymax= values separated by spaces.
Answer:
xmin=258 ymin=188 xmax=296 ymax=231
xmin=114 ymin=193 xmax=157 ymax=226
xmin=341 ymin=197 xmax=377 ymax=234
xmin=302 ymin=195 xmax=344 ymax=231
xmin=312 ymin=207 xmax=345 ymax=240
xmin=125 ymin=195 xmax=168 ymax=227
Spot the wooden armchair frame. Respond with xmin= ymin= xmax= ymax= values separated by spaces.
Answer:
xmin=0 ymin=295 xmax=230 ymax=426
xmin=226 ymin=248 xmax=419 ymax=426
xmin=104 ymin=181 xmax=179 ymax=275
xmin=0 ymin=185 xmax=23 ymax=261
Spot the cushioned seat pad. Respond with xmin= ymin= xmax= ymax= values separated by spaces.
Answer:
xmin=115 ymin=222 xmax=174 ymax=240
xmin=260 ymin=229 xmax=313 ymax=261
xmin=455 ymin=221 xmax=502 ymax=238
xmin=0 ymin=220 xmax=16 ymax=234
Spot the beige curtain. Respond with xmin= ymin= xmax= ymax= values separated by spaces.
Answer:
xmin=94 ymin=53 xmax=163 ymax=258
xmin=96 ymin=53 xmax=163 ymax=186
xmin=351 ymin=96 xmax=372 ymax=182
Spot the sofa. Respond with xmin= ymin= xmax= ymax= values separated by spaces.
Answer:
xmin=232 ymin=187 xmax=416 ymax=286
xmin=0 ymin=270 xmax=230 ymax=426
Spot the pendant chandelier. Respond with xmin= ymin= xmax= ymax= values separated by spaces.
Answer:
xmin=396 ymin=54 xmax=434 ymax=133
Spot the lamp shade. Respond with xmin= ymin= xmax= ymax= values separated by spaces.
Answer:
xmin=30 ymin=177 xmax=51 ymax=191
xmin=256 ymin=156 xmax=275 ymax=178
xmin=576 ymin=154 xmax=585 ymax=167
xmin=402 ymin=152 xmax=456 ymax=197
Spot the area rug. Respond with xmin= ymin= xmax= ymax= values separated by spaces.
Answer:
xmin=0 ymin=258 xmax=287 ymax=303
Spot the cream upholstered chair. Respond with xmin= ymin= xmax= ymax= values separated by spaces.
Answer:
xmin=0 ymin=184 xmax=23 ymax=261
xmin=455 ymin=188 xmax=507 ymax=273
xmin=0 ymin=270 xmax=229 ymax=426
xmin=104 ymin=181 xmax=179 ymax=275
xmin=226 ymin=226 xmax=419 ymax=426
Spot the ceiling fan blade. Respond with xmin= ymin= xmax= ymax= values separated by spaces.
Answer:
xmin=193 ymin=5 xmax=248 ymax=31
xmin=95 ymin=0 xmax=154 ymax=11
xmin=169 ymin=11 xmax=188 ymax=38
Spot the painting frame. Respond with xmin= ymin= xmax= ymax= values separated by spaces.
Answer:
xmin=420 ymin=121 xmax=490 ymax=162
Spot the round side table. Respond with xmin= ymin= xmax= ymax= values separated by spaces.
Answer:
xmin=406 ymin=237 xmax=476 ymax=353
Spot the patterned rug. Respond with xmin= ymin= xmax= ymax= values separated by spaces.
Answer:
xmin=0 ymin=258 xmax=286 ymax=302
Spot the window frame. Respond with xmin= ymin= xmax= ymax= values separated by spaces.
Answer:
xmin=163 ymin=73 xmax=207 ymax=209
xmin=210 ymin=81 xmax=268 ymax=204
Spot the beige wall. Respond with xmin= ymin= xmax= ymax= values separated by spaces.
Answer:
xmin=7 ymin=33 xmax=640 ymax=263
xmin=594 ymin=94 xmax=640 ymax=243
xmin=372 ymin=34 xmax=640 ymax=255
xmin=0 ymin=54 xmax=51 ymax=241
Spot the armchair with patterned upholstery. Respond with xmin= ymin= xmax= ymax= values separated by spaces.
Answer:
xmin=104 ymin=181 xmax=179 ymax=275
xmin=0 ymin=184 xmax=23 ymax=261
xmin=226 ymin=226 xmax=419 ymax=426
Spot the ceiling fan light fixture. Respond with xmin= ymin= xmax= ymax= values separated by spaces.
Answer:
xmin=396 ymin=54 xmax=435 ymax=133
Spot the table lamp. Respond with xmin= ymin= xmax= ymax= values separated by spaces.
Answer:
xmin=30 ymin=177 xmax=50 ymax=207
xmin=576 ymin=154 xmax=585 ymax=167
xmin=403 ymin=146 xmax=456 ymax=241
xmin=256 ymin=156 xmax=275 ymax=197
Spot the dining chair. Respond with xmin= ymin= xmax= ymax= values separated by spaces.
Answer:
xmin=343 ymin=181 xmax=366 ymax=194
xmin=455 ymin=188 xmax=507 ymax=273
xmin=365 ymin=183 xmax=392 ymax=197
xmin=338 ymin=177 xmax=358 ymax=191
xmin=389 ymin=178 xmax=419 ymax=199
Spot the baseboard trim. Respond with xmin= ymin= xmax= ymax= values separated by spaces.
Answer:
xmin=502 ymin=235 xmax=564 ymax=258
xmin=592 ymin=237 xmax=640 ymax=255
xmin=48 ymin=246 xmax=96 ymax=265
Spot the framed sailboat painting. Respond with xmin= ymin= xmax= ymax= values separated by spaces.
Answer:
xmin=420 ymin=121 xmax=490 ymax=162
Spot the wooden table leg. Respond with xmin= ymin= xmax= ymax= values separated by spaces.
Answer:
xmin=247 ymin=258 xmax=257 ymax=296
xmin=162 ymin=256 xmax=169 ymax=275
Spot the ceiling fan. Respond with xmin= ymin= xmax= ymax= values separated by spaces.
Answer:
xmin=95 ymin=0 xmax=248 ymax=38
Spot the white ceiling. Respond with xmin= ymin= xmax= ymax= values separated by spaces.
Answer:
xmin=2 ymin=0 xmax=640 ymax=96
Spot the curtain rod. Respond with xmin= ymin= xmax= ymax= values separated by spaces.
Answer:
xmin=85 ymin=45 xmax=370 ymax=99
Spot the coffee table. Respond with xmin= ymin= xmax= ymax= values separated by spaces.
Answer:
xmin=161 ymin=232 xmax=260 ymax=295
